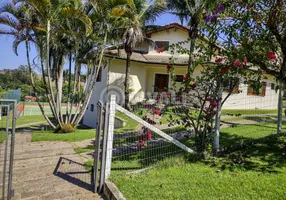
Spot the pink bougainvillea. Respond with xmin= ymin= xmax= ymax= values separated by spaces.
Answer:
xmin=233 ymin=59 xmax=240 ymax=67
xmin=220 ymin=67 xmax=230 ymax=73
xmin=138 ymin=129 xmax=152 ymax=149
xmin=268 ymin=52 xmax=277 ymax=60
xmin=215 ymin=57 xmax=224 ymax=63
xmin=166 ymin=64 xmax=171 ymax=71
xmin=154 ymin=109 xmax=161 ymax=115
xmin=183 ymin=74 xmax=188 ymax=81
xmin=157 ymin=47 xmax=164 ymax=53
xmin=243 ymin=57 xmax=247 ymax=65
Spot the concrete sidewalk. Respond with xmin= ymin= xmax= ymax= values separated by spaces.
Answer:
xmin=0 ymin=131 xmax=103 ymax=200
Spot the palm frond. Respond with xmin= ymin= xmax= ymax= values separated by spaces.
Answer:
xmin=12 ymin=37 xmax=25 ymax=56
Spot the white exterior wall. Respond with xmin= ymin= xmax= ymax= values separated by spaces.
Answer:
xmin=223 ymin=82 xmax=278 ymax=110
xmin=83 ymin=65 xmax=109 ymax=128
xmin=148 ymin=28 xmax=190 ymax=57
xmin=108 ymin=59 xmax=147 ymax=104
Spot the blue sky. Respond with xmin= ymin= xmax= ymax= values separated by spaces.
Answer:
xmin=0 ymin=0 xmax=180 ymax=70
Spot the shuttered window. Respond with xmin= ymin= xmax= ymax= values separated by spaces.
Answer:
xmin=247 ymin=81 xmax=266 ymax=97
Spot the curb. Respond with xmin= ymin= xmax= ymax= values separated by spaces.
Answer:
xmin=104 ymin=181 xmax=126 ymax=200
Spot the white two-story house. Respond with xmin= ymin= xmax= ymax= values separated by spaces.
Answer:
xmin=83 ymin=22 xmax=278 ymax=128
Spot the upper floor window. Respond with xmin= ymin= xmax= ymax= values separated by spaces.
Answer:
xmin=155 ymin=41 xmax=169 ymax=52
xmin=247 ymin=81 xmax=266 ymax=97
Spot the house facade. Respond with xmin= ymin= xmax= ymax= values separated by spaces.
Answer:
xmin=83 ymin=23 xmax=279 ymax=128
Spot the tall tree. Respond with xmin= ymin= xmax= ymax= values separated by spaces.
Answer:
xmin=221 ymin=0 xmax=286 ymax=134
xmin=165 ymin=0 xmax=222 ymax=89
xmin=1 ymin=0 xmax=101 ymax=131
xmin=112 ymin=0 xmax=165 ymax=110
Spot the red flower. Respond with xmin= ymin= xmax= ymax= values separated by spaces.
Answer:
xmin=147 ymin=132 xmax=152 ymax=140
xmin=268 ymin=52 xmax=277 ymax=60
xmin=183 ymin=74 xmax=188 ymax=81
xmin=243 ymin=57 xmax=247 ymax=65
xmin=206 ymin=96 xmax=212 ymax=101
xmin=166 ymin=64 xmax=171 ymax=71
xmin=157 ymin=47 xmax=164 ymax=53
xmin=234 ymin=59 xmax=240 ymax=67
xmin=215 ymin=57 xmax=224 ymax=63
xmin=154 ymin=110 xmax=161 ymax=115
xmin=262 ymin=71 xmax=266 ymax=75
xmin=220 ymin=67 xmax=230 ymax=73
xmin=210 ymin=101 xmax=218 ymax=108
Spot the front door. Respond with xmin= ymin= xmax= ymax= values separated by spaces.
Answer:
xmin=154 ymin=74 xmax=169 ymax=92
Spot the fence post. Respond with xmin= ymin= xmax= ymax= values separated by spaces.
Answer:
xmin=105 ymin=94 xmax=116 ymax=179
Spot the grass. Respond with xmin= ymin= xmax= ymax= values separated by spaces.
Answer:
xmin=32 ymin=128 xmax=96 ymax=142
xmin=94 ymin=121 xmax=286 ymax=200
xmin=115 ymin=109 xmax=147 ymax=133
xmin=110 ymin=155 xmax=286 ymax=200
xmin=74 ymin=145 xmax=95 ymax=154
xmin=221 ymin=109 xmax=278 ymax=116
xmin=1 ymin=115 xmax=48 ymax=127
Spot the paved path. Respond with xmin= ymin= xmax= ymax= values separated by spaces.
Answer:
xmin=15 ymin=121 xmax=48 ymax=129
xmin=0 ymin=131 xmax=103 ymax=200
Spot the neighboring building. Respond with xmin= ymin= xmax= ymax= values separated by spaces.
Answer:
xmin=83 ymin=22 xmax=278 ymax=128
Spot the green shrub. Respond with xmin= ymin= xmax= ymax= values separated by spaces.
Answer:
xmin=57 ymin=123 xmax=76 ymax=133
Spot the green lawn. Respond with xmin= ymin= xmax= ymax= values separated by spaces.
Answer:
xmin=110 ymin=155 xmax=286 ymax=200
xmin=115 ymin=109 xmax=147 ymax=133
xmin=1 ymin=115 xmax=48 ymax=127
xmin=93 ymin=121 xmax=286 ymax=200
xmin=221 ymin=109 xmax=278 ymax=116
xmin=32 ymin=128 xmax=96 ymax=142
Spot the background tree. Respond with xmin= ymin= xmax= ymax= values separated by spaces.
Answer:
xmin=220 ymin=0 xmax=286 ymax=134
xmin=112 ymin=0 xmax=165 ymax=110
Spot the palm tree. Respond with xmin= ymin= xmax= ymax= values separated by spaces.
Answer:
xmin=0 ymin=3 xmax=55 ymax=127
xmin=8 ymin=0 xmax=93 ymax=131
xmin=113 ymin=0 xmax=165 ymax=110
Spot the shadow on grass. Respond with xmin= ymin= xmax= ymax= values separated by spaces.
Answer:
xmin=210 ymin=132 xmax=286 ymax=173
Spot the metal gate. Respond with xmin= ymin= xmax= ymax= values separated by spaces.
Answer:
xmin=92 ymin=95 xmax=194 ymax=194
xmin=0 ymin=100 xmax=17 ymax=200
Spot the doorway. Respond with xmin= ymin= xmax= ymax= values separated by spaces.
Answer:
xmin=154 ymin=74 xmax=169 ymax=92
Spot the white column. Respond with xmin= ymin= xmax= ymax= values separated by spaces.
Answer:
xmin=105 ymin=94 xmax=116 ymax=179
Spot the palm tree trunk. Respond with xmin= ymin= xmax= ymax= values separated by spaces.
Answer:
xmin=39 ymin=44 xmax=57 ymax=119
xmin=66 ymin=51 xmax=72 ymax=124
xmin=46 ymin=19 xmax=62 ymax=128
xmin=124 ymin=51 xmax=132 ymax=111
xmin=25 ymin=39 xmax=56 ymax=128
xmin=57 ymin=60 xmax=64 ymax=123
xmin=186 ymin=18 xmax=199 ymax=90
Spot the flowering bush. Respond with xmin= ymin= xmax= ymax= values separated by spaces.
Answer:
xmin=268 ymin=52 xmax=277 ymax=60
xmin=138 ymin=128 xmax=152 ymax=149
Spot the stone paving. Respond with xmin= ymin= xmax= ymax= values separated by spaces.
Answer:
xmin=0 ymin=131 xmax=103 ymax=200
